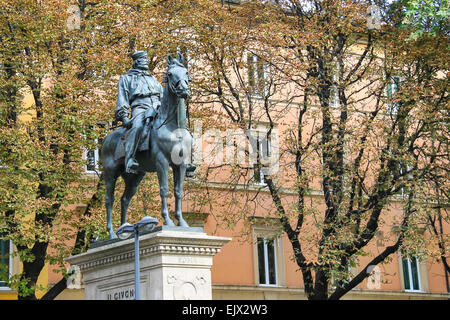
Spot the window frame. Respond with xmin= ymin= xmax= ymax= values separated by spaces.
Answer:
xmin=386 ymin=75 xmax=401 ymax=115
xmin=330 ymin=60 xmax=340 ymax=108
xmin=257 ymin=236 xmax=278 ymax=286
xmin=84 ymin=139 xmax=101 ymax=174
xmin=254 ymin=133 xmax=271 ymax=185
xmin=330 ymin=257 xmax=359 ymax=290
xmin=251 ymin=222 xmax=285 ymax=288
xmin=84 ymin=124 xmax=107 ymax=175
xmin=0 ymin=239 xmax=12 ymax=289
xmin=395 ymin=163 xmax=412 ymax=197
xmin=247 ymin=53 xmax=266 ymax=97
xmin=248 ymin=124 xmax=274 ymax=186
xmin=401 ymin=254 xmax=422 ymax=292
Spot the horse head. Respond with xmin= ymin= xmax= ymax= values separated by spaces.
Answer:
xmin=165 ymin=52 xmax=191 ymax=99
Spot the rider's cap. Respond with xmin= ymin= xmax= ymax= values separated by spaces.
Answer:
xmin=131 ymin=50 xmax=148 ymax=61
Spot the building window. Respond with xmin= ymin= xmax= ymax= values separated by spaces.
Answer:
xmin=254 ymin=132 xmax=271 ymax=185
xmin=247 ymin=123 xmax=275 ymax=186
xmin=252 ymin=220 xmax=285 ymax=287
xmin=84 ymin=136 xmax=103 ymax=174
xmin=331 ymin=257 xmax=358 ymax=290
xmin=84 ymin=123 xmax=107 ymax=174
xmin=247 ymin=123 xmax=278 ymax=186
xmin=247 ymin=54 xmax=265 ymax=96
xmin=386 ymin=75 xmax=401 ymax=114
xmin=330 ymin=61 xmax=340 ymax=108
xmin=257 ymin=237 xmax=278 ymax=286
xmin=85 ymin=143 xmax=100 ymax=173
xmin=396 ymin=163 xmax=412 ymax=196
xmin=402 ymin=254 xmax=421 ymax=292
xmin=0 ymin=238 xmax=11 ymax=288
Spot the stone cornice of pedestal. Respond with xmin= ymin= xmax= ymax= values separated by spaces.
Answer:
xmin=65 ymin=229 xmax=231 ymax=272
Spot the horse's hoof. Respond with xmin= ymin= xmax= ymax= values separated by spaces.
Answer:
xmin=176 ymin=216 xmax=189 ymax=228
xmin=163 ymin=219 xmax=175 ymax=227
xmin=177 ymin=219 xmax=190 ymax=228
xmin=108 ymin=231 xmax=118 ymax=239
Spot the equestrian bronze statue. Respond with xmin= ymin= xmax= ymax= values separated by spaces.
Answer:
xmin=101 ymin=52 xmax=194 ymax=239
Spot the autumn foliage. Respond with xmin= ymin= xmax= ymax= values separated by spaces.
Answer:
xmin=0 ymin=0 xmax=448 ymax=299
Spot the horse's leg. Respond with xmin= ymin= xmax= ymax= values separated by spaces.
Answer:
xmin=156 ymin=153 xmax=175 ymax=226
xmin=172 ymin=164 xmax=189 ymax=227
xmin=105 ymin=169 xmax=119 ymax=239
xmin=120 ymin=172 xmax=145 ymax=225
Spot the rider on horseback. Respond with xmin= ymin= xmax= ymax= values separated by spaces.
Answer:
xmin=115 ymin=50 xmax=162 ymax=174
xmin=116 ymin=50 xmax=196 ymax=175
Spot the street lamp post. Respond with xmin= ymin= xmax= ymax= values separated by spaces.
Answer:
xmin=116 ymin=216 xmax=158 ymax=300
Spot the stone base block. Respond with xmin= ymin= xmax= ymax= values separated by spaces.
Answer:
xmin=65 ymin=226 xmax=231 ymax=300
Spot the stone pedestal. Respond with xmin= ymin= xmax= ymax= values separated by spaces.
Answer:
xmin=64 ymin=226 xmax=231 ymax=300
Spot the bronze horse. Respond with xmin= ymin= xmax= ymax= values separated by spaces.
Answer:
xmin=101 ymin=53 xmax=192 ymax=239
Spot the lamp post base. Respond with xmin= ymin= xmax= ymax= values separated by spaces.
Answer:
xmin=64 ymin=226 xmax=231 ymax=300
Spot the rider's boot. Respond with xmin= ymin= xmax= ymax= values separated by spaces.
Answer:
xmin=124 ymin=127 xmax=141 ymax=174
xmin=125 ymin=157 xmax=139 ymax=174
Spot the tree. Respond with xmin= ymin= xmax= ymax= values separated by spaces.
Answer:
xmin=0 ymin=0 xmax=447 ymax=300
xmin=402 ymin=0 xmax=449 ymax=39
xmin=0 ymin=0 xmax=112 ymax=299
xmin=183 ymin=0 xmax=449 ymax=300
xmin=0 ymin=0 xmax=187 ymax=299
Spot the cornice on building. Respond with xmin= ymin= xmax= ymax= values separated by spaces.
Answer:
xmin=211 ymin=283 xmax=450 ymax=300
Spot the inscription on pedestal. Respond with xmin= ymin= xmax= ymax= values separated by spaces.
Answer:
xmin=178 ymin=256 xmax=197 ymax=264
xmin=106 ymin=288 xmax=135 ymax=300
xmin=99 ymin=278 xmax=147 ymax=300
